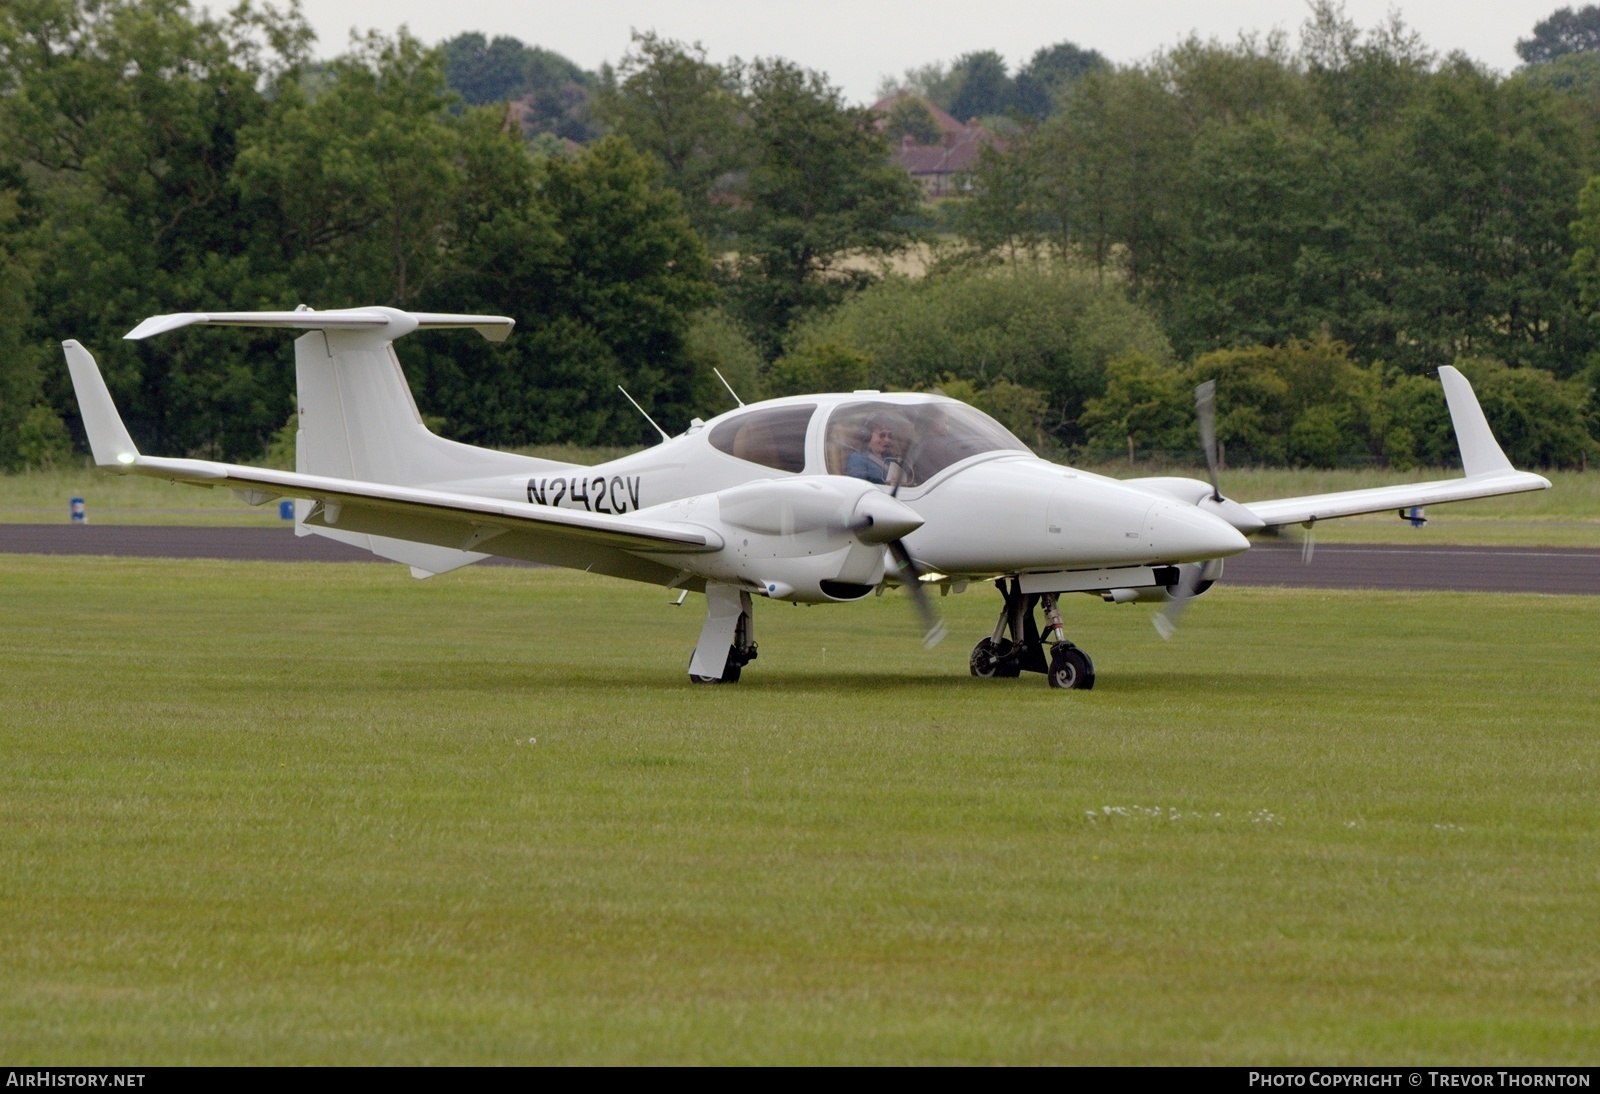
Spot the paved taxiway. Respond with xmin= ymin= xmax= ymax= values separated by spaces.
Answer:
xmin=2 ymin=524 xmax=1594 ymax=595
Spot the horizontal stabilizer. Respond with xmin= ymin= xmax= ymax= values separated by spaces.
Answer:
xmin=125 ymin=306 xmax=514 ymax=343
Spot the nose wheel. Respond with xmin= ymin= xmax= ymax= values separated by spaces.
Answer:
xmin=1046 ymin=643 xmax=1094 ymax=690
xmin=970 ymin=580 xmax=1095 ymax=690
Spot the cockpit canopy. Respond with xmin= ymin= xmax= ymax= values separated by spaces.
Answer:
xmin=823 ymin=399 xmax=1031 ymax=486
xmin=704 ymin=396 xmax=1031 ymax=484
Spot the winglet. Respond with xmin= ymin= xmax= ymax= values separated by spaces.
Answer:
xmin=1439 ymin=366 xmax=1514 ymax=478
xmin=62 ymin=340 xmax=139 ymax=469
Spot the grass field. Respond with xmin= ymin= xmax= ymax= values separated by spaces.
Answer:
xmin=1 ymin=555 xmax=1596 ymax=1064
xmin=5 ymin=461 xmax=1599 ymax=547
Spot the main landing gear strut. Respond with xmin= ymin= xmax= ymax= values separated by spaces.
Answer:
xmin=688 ymin=583 xmax=758 ymax=684
xmin=969 ymin=578 xmax=1095 ymax=690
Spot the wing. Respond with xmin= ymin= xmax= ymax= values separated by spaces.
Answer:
xmin=1243 ymin=366 xmax=1551 ymax=528
xmin=127 ymin=456 xmax=719 ymax=554
xmin=62 ymin=338 xmax=719 ymax=582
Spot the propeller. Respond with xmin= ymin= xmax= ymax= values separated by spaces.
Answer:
xmin=1153 ymin=563 xmax=1205 ymax=641
xmin=887 ymin=538 xmax=949 ymax=649
xmin=833 ymin=481 xmax=947 ymax=648
xmin=1153 ymin=380 xmax=1227 ymax=640
xmin=887 ymin=462 xmax=947 ymax=649
xmin=1195 ymin=378 xmax=1222 ymax=503
xmin=857 ymin=463 xmax=940 ymax=646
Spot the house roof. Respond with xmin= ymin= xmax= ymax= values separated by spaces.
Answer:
xmin=870 ymin=92 xmax=999 ymax=177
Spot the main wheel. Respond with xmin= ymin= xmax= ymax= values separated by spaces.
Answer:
xmin=1046 ymin=644 xmax=1095 ymax=690
xmin=689 ymin=647 xmax=743 ymax=684
xmin=970 ymin=637 xmax=1021 ymax=678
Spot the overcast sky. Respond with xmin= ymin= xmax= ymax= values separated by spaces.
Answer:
xmin=283 ymin=1 xmax=1542 ymax=103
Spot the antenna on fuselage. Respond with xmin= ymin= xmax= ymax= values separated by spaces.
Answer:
xmin=713 ymin=368 xmax=745 ymax=408
xmin=617 ymin=386 xmax=671 ymax=444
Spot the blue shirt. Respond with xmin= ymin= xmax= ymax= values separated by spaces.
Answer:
xmin=845 ymin=449 xmax=890 ymax=484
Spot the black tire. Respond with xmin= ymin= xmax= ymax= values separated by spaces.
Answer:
xmin=689 ymin=646 xmax=742 ymax=684
xmin=1047 ymin=644 xmax=1095 ymax=690
xmin=970 ymin=637 xmax=1020 ymax=679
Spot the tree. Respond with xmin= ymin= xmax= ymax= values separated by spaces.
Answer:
xmin=1454 ymin=359 xmax=1594 ymax=466
xmin=763 ymin=341 xmax=872 ymax=398
xmin=1519 ymin=48 xmax=1600 ymax=105
xmin=441 ymin=32 xmax=594 ymax=139
xmin=1 ymin=5 xmax=719 ymax=460
xmin=0 ymin=178 xmax=46 ymax=470
xmin=727 ymin=58 xmax=923 ymax=352
xmin=441 ymin=32 xmax=532 ymax=104
xmin=591 ymin=32 xmax=744 ymax=239
xmin=783 ymin=265 xmax=1174 ymax=442
xmin=1030 ymin=64 xmax=1190 ymax=287
xmin=404 ymin=137 xmax=714 ymax=446
xmin=1162 ymin=114 xmax=1343 ymax=355
xmin=235 ymin=31 xmax=543 ymax=312
xmin=1 ymin=0 xmax=313 ymax=459
xmin=1013 ymin=40 xmax=1108 ymax=119
xmin=1300 ymin=0 xmax=1433 ymax=135
xmin=880 ymin=60 xmax=962 ymax=113
xmin=1079 ymin=353 xmax=1194 ymax=456
xmin=881 ymin=95 xmax=942 ymax=144
xmin=957 ymin=130 xmax=1046 ymax=261
xmin=1370 ymin=61 xmax=1591 ymax=375
xmin=947 ymin=50 xmax=1013 ymax=121
xmin=681 ymin=308 xmax=765 ymax=412
xmin=1518 ymin=6 xmax=1600 ymax=65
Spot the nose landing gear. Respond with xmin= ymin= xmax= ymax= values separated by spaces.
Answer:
xmin=969 ymin=579 xmax=1095 ymax=690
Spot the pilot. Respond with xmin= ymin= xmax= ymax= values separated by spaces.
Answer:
xmin=845 ymin=416 xmax=903 ymax=485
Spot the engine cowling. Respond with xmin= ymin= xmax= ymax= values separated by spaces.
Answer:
xmin=641 ymin=476 xmax=925 ymax=603
xmin=1125 ymin=476 xmax=1266 ymax=534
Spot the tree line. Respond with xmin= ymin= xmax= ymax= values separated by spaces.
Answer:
xmin=2 ymin=0 xmax=1598 ymax=471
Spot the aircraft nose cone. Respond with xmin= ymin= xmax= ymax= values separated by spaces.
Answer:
xmin=1143 ymin=500 xmax=1250 ymax=561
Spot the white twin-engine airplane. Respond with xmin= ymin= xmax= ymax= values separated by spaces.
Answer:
xmin=63 ymin=306 xmax=1550 ymax=689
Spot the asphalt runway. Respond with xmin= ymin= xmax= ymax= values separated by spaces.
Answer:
xmin=1 ymin=524 xmax=1596 ymax=595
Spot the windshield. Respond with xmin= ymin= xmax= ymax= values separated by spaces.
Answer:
xmin=823 ymin=400 xmax=1031 ymax=487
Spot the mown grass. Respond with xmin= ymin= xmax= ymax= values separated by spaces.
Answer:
xmin=1 ymin=556 xmax=1595 ymax=1063
xmin=5 ymin=461 xmax=1598 ymax=546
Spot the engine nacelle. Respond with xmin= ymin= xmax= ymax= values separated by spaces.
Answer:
xmin=1103 ymin=559 xmax=1224 ymax=603
xmin=1125 ymin=476 xmax=1266 ymax=534
xmin=638 ymin=476 xmax=924 ymax=603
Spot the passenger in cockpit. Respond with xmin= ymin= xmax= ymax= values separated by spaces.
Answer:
xmin=845 ymin=417 xmax=903 ymax=485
